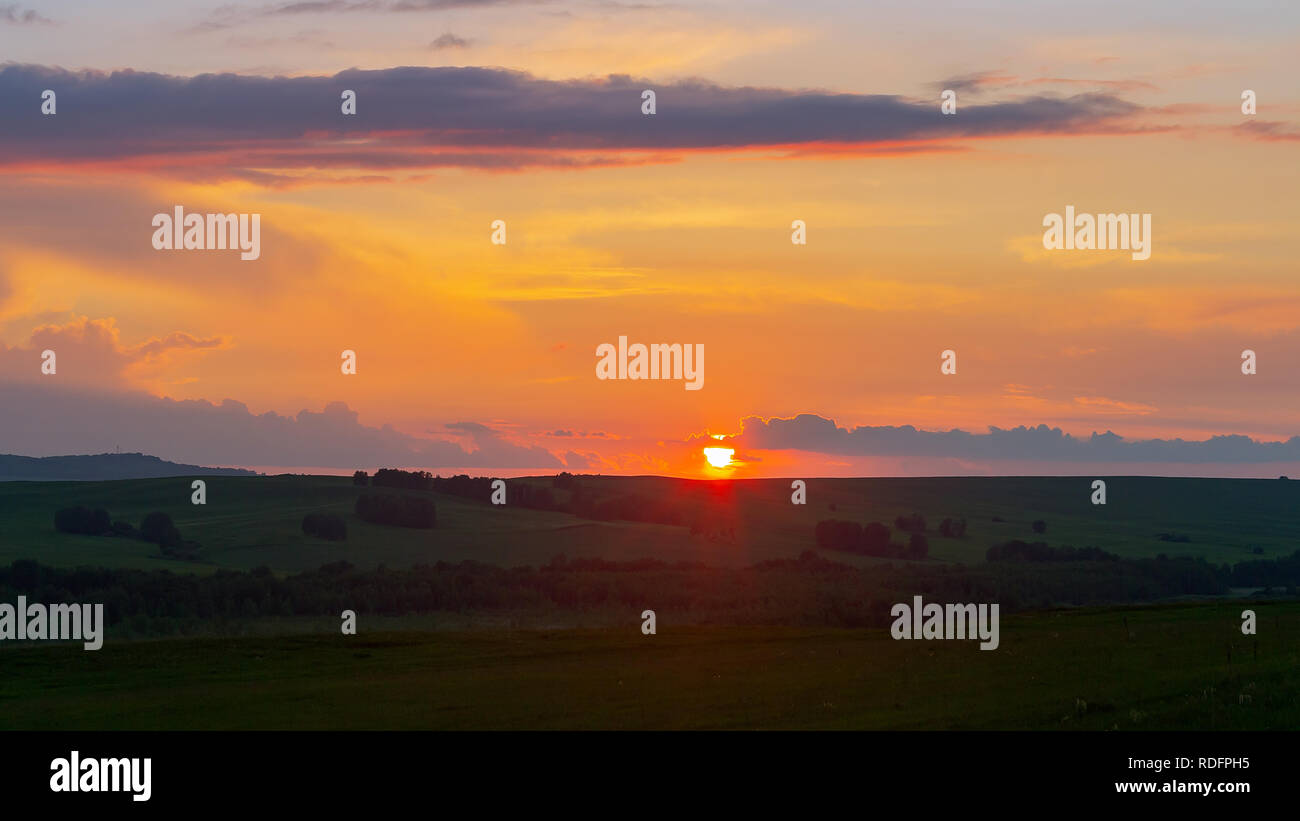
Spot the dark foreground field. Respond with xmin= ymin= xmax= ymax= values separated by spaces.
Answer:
xmin=3 ymin=601 xmax=1295 ymax=730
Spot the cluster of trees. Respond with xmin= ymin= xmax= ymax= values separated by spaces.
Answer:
xmin=986 ymin=540 xmax=1119 ymax=563
xmin=429 ymin=473 xmax=488 ymax=497
xmin=302 ymin=512 xmax=347 ymax=541
xmin=430 ymin=474 xmax=561 ymax=510
xmin=373 ymin=468 xmax=435 ymax=491
xmin=1228 ymin=550 xmax=1300 ymax=587
xmin=814 ymin=519 xmax=928 ymax=560
xmin=357 ymin=468 xmax=694 ymax=528
xmin=54 ymin=507 xmax=193 ymax=556
xmin=361 ymin=469 xmax=566 ymax=512
xmin=553 ymin=472 xmax=579 ymax=490
xmin=355 ymin=494 xmax=436 ymax=529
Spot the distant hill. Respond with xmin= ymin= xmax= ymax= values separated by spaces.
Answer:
xmin=0 ymin=453 xmax=258 ymax=481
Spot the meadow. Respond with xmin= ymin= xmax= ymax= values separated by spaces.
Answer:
xmin=1 ymin=601 xmax=1294 ymax=730
xmin=2 ymin=473 xmax=1298 ymax=573
xmin=4 ymin=473 xmax=1297 ymax=732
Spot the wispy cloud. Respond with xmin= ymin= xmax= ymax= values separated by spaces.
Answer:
xmin=429 ymin=32 xmax=471 ymax=49
xmin=0 ymin=4 xmax=52 ymax=25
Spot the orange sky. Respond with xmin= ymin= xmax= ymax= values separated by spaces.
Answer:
xmin=1 ymin=1 xmax=1298 ymax=477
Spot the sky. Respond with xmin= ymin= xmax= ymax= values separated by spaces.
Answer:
xmin=0 ymin=0 xmax=1298 ymax=478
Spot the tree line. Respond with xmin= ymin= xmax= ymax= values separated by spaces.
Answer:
xmin=54 ymin=507 xmax=195 ymax=558
xmin=5 ymin=548 xmax=1292 ymax=636
xmin=814 ymin=519 xmax=929 ymax=560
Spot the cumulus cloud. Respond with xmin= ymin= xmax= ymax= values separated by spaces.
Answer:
xmin=0 ymin=381 xmax=564 ymax=468
xmin=711 ymin=413 xmax=1300 ymax=464
xmin=0 ymin=317 xmax=227 ymax=390
xmin=562 ymin=450 xmax=599 ymax=469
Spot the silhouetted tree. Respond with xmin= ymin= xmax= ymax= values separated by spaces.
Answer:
xmin=553 ymin=472 xmax=578 ymax=490
xmin=139 ymin=512 xmax=182 ymax=548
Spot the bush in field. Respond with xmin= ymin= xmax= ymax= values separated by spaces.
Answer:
xmin=302 ymin=512 xmax=348 ymax=541
xmin=139 ymin=511 xmax=183 ymax=548
xmin=54 ymin=506 xmax=111 ymax=535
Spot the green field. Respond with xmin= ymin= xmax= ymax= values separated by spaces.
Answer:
xmin=2 ymin=474 xmax=1298 ymax=573
xmin=0 ymin=475 xmax=690 ymax=572
xmin=3 ymin=474 xmax=1297 ymax=731
xmin=2 ymin=601 xmax=1294 ymax=730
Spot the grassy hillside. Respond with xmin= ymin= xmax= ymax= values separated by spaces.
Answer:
xmin=2 ymin=474 xmax=1298 ymax=573
xmin=2 ymin=601 xmax=1295 ymax=730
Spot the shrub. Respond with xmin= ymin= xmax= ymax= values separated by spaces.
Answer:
xmin=139 ymin=512 xmax=183 ymax=548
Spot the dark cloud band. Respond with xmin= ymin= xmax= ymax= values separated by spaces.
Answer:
xmin=720 ymin=414 xmax=1300 ymax=464
xmin=0 ymin=64 xmax=1143 ymax=180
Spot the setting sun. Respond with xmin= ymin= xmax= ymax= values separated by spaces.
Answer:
xmin=703 ymin=447 xmax=735 ymax=469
